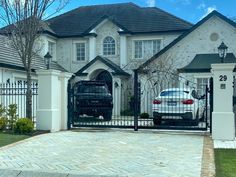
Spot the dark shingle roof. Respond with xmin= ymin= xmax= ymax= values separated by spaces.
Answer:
xmin=0 ymin=35 xmax=67 ymax=72
xmin=47 ymin=2 xmax=192 ymax=37
xmin=138 ymin=10 xmax=236 ymax=71
xmin=178 ymin=53 xmax=236 ymax=73
xmin=75 ymin=56 xmax=130 ymax=76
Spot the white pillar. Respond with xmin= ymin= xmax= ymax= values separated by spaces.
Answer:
xmin=89 ymin=36 xmax=96 ymax=61
xmin=36 ymin=69 xmax=72 ymax=132
xmin=120 ymin=35 xmax=127 ymax=67
xmin=211 ymin=63 xmax=236 ymax=140
xmin=113 ymin=77 xmax=121 ymax=116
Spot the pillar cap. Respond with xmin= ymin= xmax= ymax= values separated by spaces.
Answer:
xmin=211 ymin=63 xmax=236 ymax=71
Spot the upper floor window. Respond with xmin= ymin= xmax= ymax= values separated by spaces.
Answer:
xmin=134 ymin=39 xmax=161 ymax=59
xmin=48 ymin=41 xmax=56 ymax=61
xmin=76 ymin=42 xmax=86 ymax=61
xmin=103 ymin=36 xmax=115 ymax=56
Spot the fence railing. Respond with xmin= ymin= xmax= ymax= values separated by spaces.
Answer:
xmin=0 ymin=82 xmax=38 ymax=121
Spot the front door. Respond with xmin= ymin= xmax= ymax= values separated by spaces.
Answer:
xmin=96 ymin=70 xmax=113 ymax=94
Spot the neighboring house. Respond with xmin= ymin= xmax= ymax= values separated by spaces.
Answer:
xmin=1 ymin=2 xmax=235 ymax=116
xmin=0 ymin=35 xmax=66 ymax=83
xmin=138 ymin=11 xmax=236 ymax=115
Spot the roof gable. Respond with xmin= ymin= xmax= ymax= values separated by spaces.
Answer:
xmin=75 ymin=56 xmax=130 ymax=76
xmin=138 ymin=10 xmax=236 ymax=71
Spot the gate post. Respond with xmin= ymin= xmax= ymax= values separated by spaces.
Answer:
xmin=36 ymin=69 xmax=72 ymax=132
xmin=67 ymin=80 xmax=72 ymax=130
xmin=211 ymin=63 xmax=236 ymax=140
xmin=134 ymin=69 xmax=139 ymax=131
xmin=209 ymin=77 xmax=213 ymax=134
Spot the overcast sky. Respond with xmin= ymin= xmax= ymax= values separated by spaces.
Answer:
xmin=54 ymin=0 xmax=235 ymax=24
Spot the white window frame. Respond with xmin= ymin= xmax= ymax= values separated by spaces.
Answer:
xmin=47 ymin=39 xmax=56 ymax=61
xmin=194 ymin=75 xmax=211 ymax=96
xmin=102 ymin=36 xmax=116 ymax=56
xmin=132 ymin=38 xmax=162 ymax=60
xmin=73 ymin=41 xmax=87 ymax=62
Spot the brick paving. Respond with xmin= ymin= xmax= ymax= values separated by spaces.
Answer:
xmin=0 ymin=130 xmax=205 ymax=177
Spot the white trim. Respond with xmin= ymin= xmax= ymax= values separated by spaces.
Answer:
xmin=89 ymin=18 xmax=125 ymax=34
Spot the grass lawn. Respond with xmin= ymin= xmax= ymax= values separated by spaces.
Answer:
xmin=215 ymin=149 xmax=236 ymax=177
xmin=0 ymin=132 xmax=30 ymax=147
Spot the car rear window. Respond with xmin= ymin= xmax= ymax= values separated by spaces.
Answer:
xmin=160 ymin=91 xmax=189 ymax=96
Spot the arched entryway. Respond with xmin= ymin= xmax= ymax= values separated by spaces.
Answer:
xmin=95 ymin=70 xmax=113 ymax=94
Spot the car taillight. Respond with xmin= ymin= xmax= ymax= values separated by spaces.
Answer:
xmin=153 ymin=100 xmax=162 ymax=104
xmin=182 ymin=99 xmax=194 ymax=105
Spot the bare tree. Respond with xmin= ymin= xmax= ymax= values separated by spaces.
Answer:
xmin=0 ymin=0 xmax=69 ymax=119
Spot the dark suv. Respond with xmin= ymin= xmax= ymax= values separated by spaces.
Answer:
xmin=74 ymin=81 xmax=113 ymax=120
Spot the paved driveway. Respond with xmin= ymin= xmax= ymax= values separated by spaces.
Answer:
xmin=0 ymin=130 xmax=204 ymax=177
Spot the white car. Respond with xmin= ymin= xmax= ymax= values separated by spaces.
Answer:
xmin=152 ymin=88 xmax=205 ymax=126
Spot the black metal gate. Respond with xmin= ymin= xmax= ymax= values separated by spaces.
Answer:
xmin=67 ymin=72 xmax=213 ymax=131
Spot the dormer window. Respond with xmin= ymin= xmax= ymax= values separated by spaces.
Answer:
xmin=103 ymin=36 xmax=115 ymax=56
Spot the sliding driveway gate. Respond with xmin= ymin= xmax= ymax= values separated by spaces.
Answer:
xmin=67 ymin=72 xmax=213 ymax=131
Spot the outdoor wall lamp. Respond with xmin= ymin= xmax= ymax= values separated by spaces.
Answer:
xmin=218 ymin=42 xmax=228 ymax=63
xmin=44 ymin=52 xmax=52 ymax=69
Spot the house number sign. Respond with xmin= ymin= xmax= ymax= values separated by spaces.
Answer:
xmin=219 ymin=75 xmax=227 ymax=81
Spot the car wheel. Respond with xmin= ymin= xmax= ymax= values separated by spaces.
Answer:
xmin=103 ymin=111 xmax=112 ymax=121
xmin=153 ymin=117 xmax=162 ymax=126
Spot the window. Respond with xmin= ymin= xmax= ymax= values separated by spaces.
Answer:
xmin=134 ymin=40 xmax=161 ymax=59
xmin=103 ymin=36 xmax=115 ymax=56
xmin=197 ymin=78 xmax=209 ymax=96
xmin=75 ymin=42 xmax=86 ymax=61
xmin=48 ymin=41 xmax=56 ymax=61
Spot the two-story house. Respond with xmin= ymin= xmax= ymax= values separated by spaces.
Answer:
xmin=35 ymin=2 xmax=192 ymax=115
xmin=3 ymin=3 xmax=235 ymax=116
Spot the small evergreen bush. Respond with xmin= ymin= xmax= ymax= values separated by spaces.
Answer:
xmin=140 ymin=112 xmax=149 ymax=118
xmin=14 ymin=118 xmax=34 ymax=134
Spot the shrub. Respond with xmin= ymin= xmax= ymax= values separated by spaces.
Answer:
xmin=0 ymin=117 xmax=7 ymax=130
xmin=140 ymin=112 xmax=149 ymax=119
xmin=121 ymin=109 xmax=133 ymax=116
xmin=7 ymin=104 xmax=18 ymax=130
xmin=14 ymin=118 xmax=34 ymax=134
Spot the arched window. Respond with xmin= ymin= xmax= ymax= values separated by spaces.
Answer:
xmin=103 ymin=36 xmax=115 ymax=56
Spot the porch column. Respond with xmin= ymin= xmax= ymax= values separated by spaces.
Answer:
xmin=120 ymin=35 xmax=127 ymax=68
xmin=211 ymin=63 xmax=236 ymax=140
xmin=113 ymin=77 xmax=121 ymax=116
xmin=89 ymin=36 xmax=96 ymax=61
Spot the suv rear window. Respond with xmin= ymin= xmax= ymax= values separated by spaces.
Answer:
xmin=78 ymin=85 xmax=108 ymax=94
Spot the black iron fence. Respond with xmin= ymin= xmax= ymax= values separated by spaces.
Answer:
xmin=68 ymin=70 xmax=213 ymax=131
xmin=0 ymin=82 xmax=38 ymax=120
